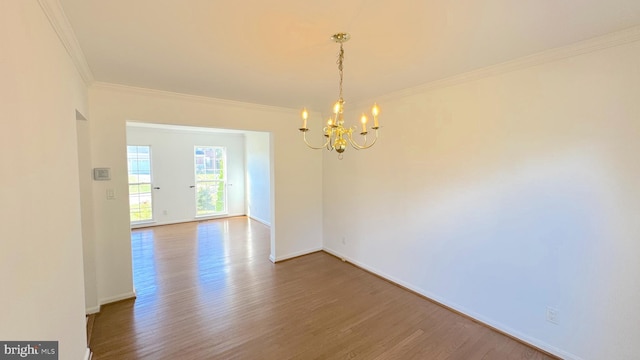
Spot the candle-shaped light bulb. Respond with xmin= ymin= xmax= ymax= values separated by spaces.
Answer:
xmin=333 ymin=101 xmax=341 ymax=114
xmin=301 ymin=108 xmax=308 ymax=129
xmin=326 ymin=118 xmax=332 ymax=136
xmin=372 ymin=103 xmax=380 ymax=128
xmin=361 ymin=114 xmax=368 ymax=133
xmin=327 ymin=118 xmax=333 ymax=127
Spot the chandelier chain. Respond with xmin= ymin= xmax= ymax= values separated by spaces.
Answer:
xmin=337 ymin=43 xmax=344 ymax=101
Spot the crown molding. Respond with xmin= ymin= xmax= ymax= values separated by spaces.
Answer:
xmin=359 ymin=24 xmax=640 ymax=106
xmin=35 ymin=0 xmax=640 ymax=112
xmin=91 ymin=82 xmax=299 ymax=114
xmin=38 ymin=0 xmax=94 ymax=85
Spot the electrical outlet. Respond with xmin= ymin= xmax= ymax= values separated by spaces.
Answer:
xmin=546 ymin=307 xmax=559 ymax=325
xmin=163 ymin=210 xmax=168 ymax=215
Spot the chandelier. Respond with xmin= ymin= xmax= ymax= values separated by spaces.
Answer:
xmin=299 ymin=33 xmax=380 ymax=159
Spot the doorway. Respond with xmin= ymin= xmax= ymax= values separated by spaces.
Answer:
xmin=125 ymin=122 xmax=272 ymax=228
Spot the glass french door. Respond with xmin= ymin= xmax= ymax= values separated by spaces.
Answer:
xmin=127 ymin=145 xmax=153 ymax=222
xmin=194 ymin=146 xmax=227 ymax=216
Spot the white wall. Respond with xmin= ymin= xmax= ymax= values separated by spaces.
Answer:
xmin=126 ymin=125 xmax=246 ymax=225
xmin=0 ymin=1 xmax=89 ymax=358
xmin=245 ymin=131 xmax=272 ymax=225
xmin=88 ymin=83 xmax=323 ymax=303
xmin=323 ymin=39 xmax=640 ymax=359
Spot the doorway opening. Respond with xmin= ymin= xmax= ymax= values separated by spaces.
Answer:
xmin=125 ymin=122 xmax=272 ymax=228
xmin=125 ymin=122 xmax=274 ymax=286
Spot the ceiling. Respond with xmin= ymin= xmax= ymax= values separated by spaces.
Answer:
xmin=59 ymin=0 xmax=640 ymax=112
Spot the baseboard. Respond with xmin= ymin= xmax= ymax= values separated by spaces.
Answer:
xmin=84 ymin=348 xmax=92 ymax=360
xmin=131 ymin=214 xmax=249 ymax=229
xmin=196 ymin=213 xmax=246 ymax=222
xmin=322 ymin=247 xmax=580 ymax=360
xmin=99 ymin=291 xmax=136 ymax=306
xmin=272 ymin=247 xmax=322 ymax=263
xmin=248 ymin=215 xmax=271 ymax=226
xmin=269 ymin=254 xmax=276 ymax=263
xmin=85 ymin=305 xmax=100 ymax=315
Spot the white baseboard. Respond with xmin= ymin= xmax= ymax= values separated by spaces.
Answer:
xmin=248 ymin=215 xmax=271 ymax=226
xmin=269 ymin=254 xmax=276 ymax=263
xmin=272 ymin=247 xmax=322 ymax=262
xmin=131 ymin=214 xmax=248 ymax=228
xmin=99 ymin=291 xmax=136 ymax=306
xmin=322 ymin=246 xmax=580 ymax=360
xmin=195 ymin=213 xmax=246 ymax=222
xmin=84 ymin=348 xmax=92 ymax=360
xmin=85 ymin=305 xmax=100 ymax=315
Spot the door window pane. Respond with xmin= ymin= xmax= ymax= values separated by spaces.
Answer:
xmin=194 ymin=146 xmax=226 ymax=216
xmin=127 ymin=145 xmax=153 ymax=222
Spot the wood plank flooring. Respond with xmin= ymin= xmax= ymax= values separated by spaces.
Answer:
xmin=90 ymin=217 xmax=558 ymax=360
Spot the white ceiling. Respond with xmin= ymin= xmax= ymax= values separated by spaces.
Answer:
xmin=60 ymin=0 xmax=640 ymax=112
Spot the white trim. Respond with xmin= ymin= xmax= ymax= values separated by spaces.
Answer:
xmin=85 ymin=305 xmax=100 ymax=315
xmin=99 ymin=291 xmax=136 ymax=306
xmin=269 ymin=254 xmax=276 ymax=263
xmin=127 ymin=121 xmax=247 ymax=135
xmin=194 ymin=213 xmax=229 ymax=220
xmin=272 ymin=247 xmax=322 ymax=263
xmin=130 ymin=214 xmax=248 ymax=229
xmin=130 ymin=220 xmax=156 ymax=229
xmin=92 ymin=82 xmax=298 ymax=113
xmin=355 ymin=25 xmax=640 ymax=108
xmin=37 ymin=0 xmax=94 ymax=85
xmin=322 ymin=246 xmax=583 ymax=360
xmin=248 ymin=215 xmax=271 ymax=227
xmin=84 ymin=348 xmax=92 ymax=360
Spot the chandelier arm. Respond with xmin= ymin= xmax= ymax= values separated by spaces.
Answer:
xmin=347 ymin=128 xmax=379 ymax=150
xmin=302 ymin=130 xmax=331 ymax=150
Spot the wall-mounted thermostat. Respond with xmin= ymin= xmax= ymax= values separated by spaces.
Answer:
xmin=93 ymin=168 xmax=111 ymax=181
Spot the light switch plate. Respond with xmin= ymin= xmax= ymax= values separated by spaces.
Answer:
xmin=106 ymin=188 xmax=116 ymax=200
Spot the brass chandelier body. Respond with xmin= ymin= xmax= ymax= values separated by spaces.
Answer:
xmin=299 ymin=33 xmax=380 ymax=159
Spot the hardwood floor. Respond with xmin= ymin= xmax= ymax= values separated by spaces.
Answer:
xmin=90 ymin=217 xmax=558 ymax=360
